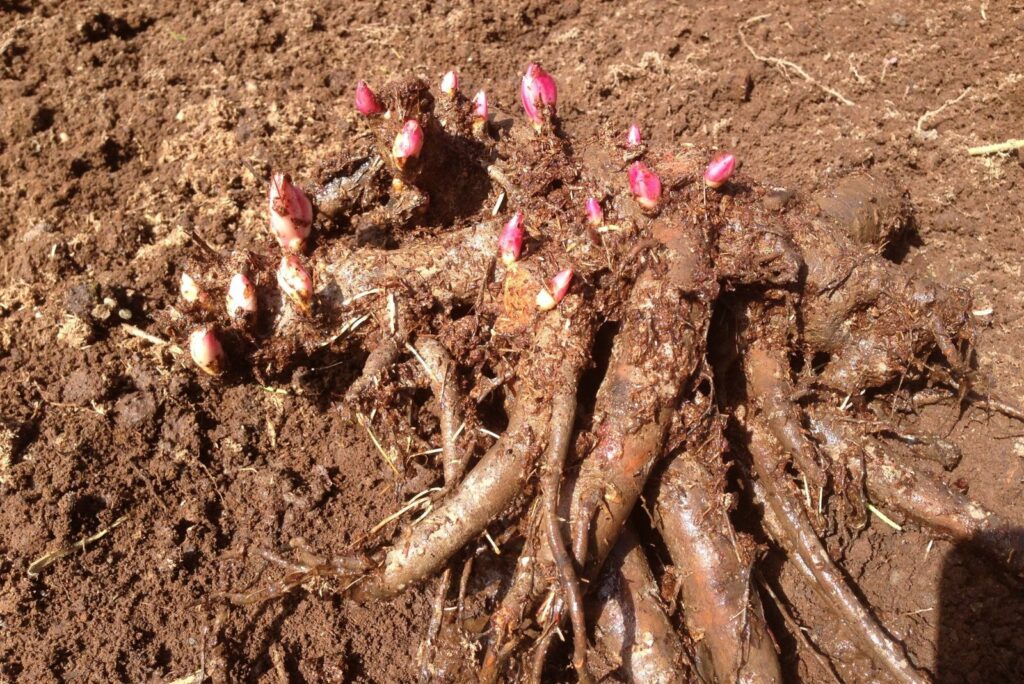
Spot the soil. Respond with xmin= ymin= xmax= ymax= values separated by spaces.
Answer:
xmin=1 ymin=1 xmax=1023 ymax=682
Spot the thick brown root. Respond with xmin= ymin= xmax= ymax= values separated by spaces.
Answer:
xmin=863 ymin=453 xmax=1024 ymax=578
xmin=354 ymin=309 xmax=595 ymax=600
xmin=485 ymin=214 xmax=717 ymax=681
xmin=791 ymin=214 xmax=971 ymax=395
xmin=318 ymin=220 xmax=496 ymax=312
xmin=590 ymin=528 xmax=691 ymax=684
xmin=540 ymin=385 xmax=590 ymax=681
xmin=652 ymin=441 xmax=782 ymax=684
xmin=809 ymin=408 xmax=1024 ymax=579
xmin=345 ymin=338 xmax=400 ymax=402
xmin=916 ymin=380 xmax=1024 ymax=424
xmin=479 ymin=531 xmax=545 ymax=684
xmin=966 ymin=390 xmax=1024 ymax=423
xmin=739 ymin=340 xmax=827 ymax=490
xmin=754 ymin=510 xmax=891 ymax=683
xmin=744 ymin=404 xmax=928 ymax=684
xmin=482 ymin=421 xmax=586 ymax=684
xmin=570 ymin=217 xmax=716 ymax=578
xmin=417 ymin=567 xmax=452 ymax=683
xmin=415 ymin=338 xmax=471 ymax=485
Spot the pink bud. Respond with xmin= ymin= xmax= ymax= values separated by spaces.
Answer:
xmin=472 ymin=90 xmax=488 ymax=120
xmin=440 ymin=70 xmax=459 ymax=97
xmin=584 ymin=198 xmax=604 ymax=227
xmin=628 ymin=162 xmax=662 ymax=211
xmin=703 ymin=153 xmax=736 ymax=189
xmin=536 ymin=268 xmax=573 ymax=311
xmin=226 ymin=273 xmax=257 ymax=319
xmin=498 ymin=211 xmax=525 ymax=266
xmin=392 ymin=119 xmax=424 ymax=168
xmin=627 ymin=123 xmax=642 ymax=147
xmin=355 ymin=80 xmax=383 ymax=116
xmin=189 ymin=327 xmax=225 ymax=376
xmin=277 ymin=255 xmax=314 ymax=313
xmin=520 ymin=63 xmax=557 ymax=126
xmin=180 ymin=273 xmax=204 ymax=305
xmin=268 ymin=173 xmax=313 ymax=252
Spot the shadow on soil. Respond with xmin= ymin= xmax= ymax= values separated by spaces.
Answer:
xmin=936 ymin=533 xmax=1024 ymax=683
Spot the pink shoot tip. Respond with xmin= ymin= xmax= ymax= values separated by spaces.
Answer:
xmin=392 ymin=119 xmax=424 ymax=168
xmin=536 ymin=268 xmax=573 ymax=311
xmin=472 ymin=90 xmax=488 ymax=120
xmin=226 ymin=273 xmax=257 ymax=319
xmin=189 ymin=327 xmax=224 ymax=376
xmin=585 ymin=198 xmax=604 ymax=227
xmin=277 ymin=255 xmax=314 ymax=313
xmin=627 ymin=123 xmax=642 ymax=147
xmin=355 ymin=80 xmax=383 ymax=116
xmin=440 ymin=70 xmax=459 ymax=97
xmin=471 ymin=90 xmax=489 ymax=136
xmin=628 ymin=162 xmax=662 ymax=211
xmin=520 ymin=63 xmax=557 ymax=127
xmin=703 ymin=153 xmax=736 ymax=189
xmin=498 ymin=211 xmax=525 ymax=266
xmin=268 ymin=173 xmax=312 ymax=252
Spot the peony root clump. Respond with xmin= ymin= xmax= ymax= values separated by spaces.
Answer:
xmin=158 ymin=64 xmax=1024 ymax=683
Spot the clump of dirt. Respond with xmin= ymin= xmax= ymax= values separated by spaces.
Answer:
xmin=1 ymin=2 xmax=1022 ymax=683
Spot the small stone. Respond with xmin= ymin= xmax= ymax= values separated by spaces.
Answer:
xmin=90 ymin=303 xmax=112 ymax=321
xmin=763 ymin=189 xmax=794 ymax=212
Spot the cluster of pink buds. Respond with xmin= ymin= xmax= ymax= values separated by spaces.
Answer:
xmin=497 ymin=211 xmax=525 ymax=266
xmin=267 ymin=174 xmax=316 ymax=314
xmin=627 ymin=123 xmax=643 ymax=148
xmin=628 ymin=162 xmax=662 ymax=211
xmin=703 ymin=153 xmax=736 ymax=190
xmin=585 ymin=198 xmax=604 ymax=227
xmin=440 ymin=70 xmax=459 ymax=97
xmin=226 ymin=273 xmax=257 ymax=320
xmin=520 ymin=63 xmax=557 ymax=130
xmin=269 ymin=173 xmax=313 ymax=252
xmin=392 ymin=119 xmax=424 ymax=169
xmin=536 ymin=269 xmax=574 ymax=311
xmin=277 ymin=255 xmax=314 ymax=314
xmin=355 ymin=80 xmax=383 ymax=116
xmin=189 ymin=327 xmax=225 ymax=376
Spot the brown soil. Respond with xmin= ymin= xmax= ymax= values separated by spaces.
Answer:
xmin=1 ymin=1 xmax=1022 ymax=682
